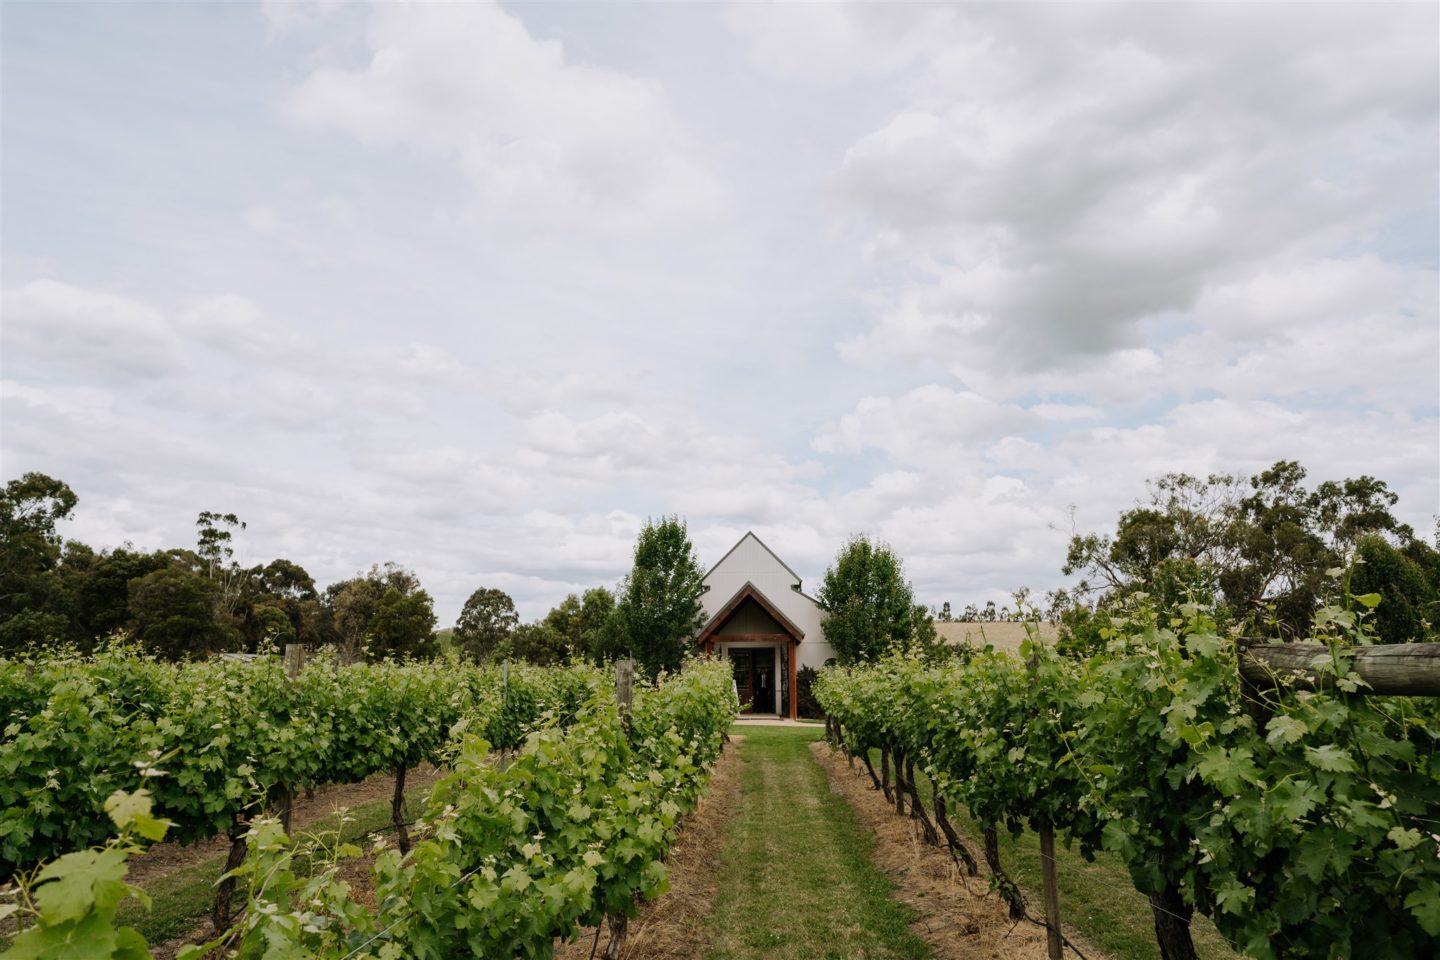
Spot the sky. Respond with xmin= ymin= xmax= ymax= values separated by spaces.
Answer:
xmin=2 ymin=0 xmax=1437 ymax=624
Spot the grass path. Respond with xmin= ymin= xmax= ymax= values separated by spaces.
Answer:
xmin=703 ymin=726 xmax=932 ymax=960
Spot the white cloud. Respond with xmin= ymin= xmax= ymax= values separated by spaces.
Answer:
xmin=3 ymin=3 xmax=1434 ymax=628
xmin=2 ymin=280 xmax=180 ymax=381
xmin=813 ymin=3 xmax=1437 ymax=377
xmin=285 ymin=0 xmax=725 ymax=232
xmin=814 ymin=385 xmax=1037 ymax=461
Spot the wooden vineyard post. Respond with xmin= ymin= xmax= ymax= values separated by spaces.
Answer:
xmin=393 ymin=763 xmax=410 ymax=854
xmin=499 ymin=660 xmax=511 ymax=772
xmin=603 ymin=659 xmax=638 ymax=960
xmin=1039 ymin=824 xmax=1062 ymax=960
xmin=1028 ymin=646 xmax=1062 ymax=955
xmin=280 ymin=644 xmax=305 ymax=832
xmin=616 ymin=658 xmax=635 ymax=726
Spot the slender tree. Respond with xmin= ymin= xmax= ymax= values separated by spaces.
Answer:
xmin=606 ymin=517 xmax=706 ymax=675
xmin=816 ymin=535 xmax=920 ymax=664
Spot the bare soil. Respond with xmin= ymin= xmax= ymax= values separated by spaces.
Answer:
xmin=126 ymin=763 xmax=444 ymax=886
xmin=553 ymin=735 xmax=745 ymax=960
xmin=810 ymin=741 xmax=1110 ymax=960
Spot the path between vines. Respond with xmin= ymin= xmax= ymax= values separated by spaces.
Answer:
xmin=563 ymin=725 xmax=1105 ymax=960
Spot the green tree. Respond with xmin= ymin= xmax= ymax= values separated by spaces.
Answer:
xmin=1349 ymin=535 xmax=1440 ymax=644
xmin=454 ymin=587 xmax=519 ymax=662
xmin=0 ymin=473 xmax=78 ymax=649
xmin=1064 ymin=461 xmax=1418 ymax=636
xmin=816 ymin=535 xmax=920 ymax=664
xmin=496 ymin=621 xmax=570 ymax=666
xmin=195 ymin=511 xmax=248 ymax=623
xmin=606 ymin=517 xmax=706 ymax=675
xmin=127 ymin=565 xmax=228 ymax=660
xmin=239 ymin=558 xmax=322 ymax=650
xmin=325 ymin=563 xmax=436 ymax=662
xmin=543 ymin=587 xmax=614 ymax=660
xmin=371 ymin=585 xmax=438 ymax=660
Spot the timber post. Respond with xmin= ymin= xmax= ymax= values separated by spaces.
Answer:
xmin=284 ymin=643 xmax=305 ymax=678
xmin=281 ymin=644 xmax=305 ymax=831
xmin=1027 ymin=647 xmax=1061 ymax=950
xmin=1038 ymin=823 xmax=1063 ymax=960
xmin=601 ymin=660 xmax=638 ymax=958
xmin=616 ymin=658 xmax=635 ymax=726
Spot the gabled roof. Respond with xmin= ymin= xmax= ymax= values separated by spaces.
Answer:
xmin=697 ymin=581 xmax=806 ymax=645
xmin=703 ymin=531 xmax=803 ymax=588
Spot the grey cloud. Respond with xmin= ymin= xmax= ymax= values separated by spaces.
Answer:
xmin=827 ymin=4 xmax=1438 ymax=371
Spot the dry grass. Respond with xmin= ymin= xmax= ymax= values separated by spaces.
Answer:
xmin=811 ymin=740 xmax=1111 ymax=960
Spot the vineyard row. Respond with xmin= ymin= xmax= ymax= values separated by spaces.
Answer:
xmin=814 ymin=604 xmax=1440 ymax=960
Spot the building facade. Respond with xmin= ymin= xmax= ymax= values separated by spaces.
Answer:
xmin=697 ymin=532 xmax=835 ymax=719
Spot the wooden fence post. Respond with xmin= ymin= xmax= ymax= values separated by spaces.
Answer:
xmin=1028 ymin=647 xmax=1063 ymax=958
xmin=1039 ymin=823 xmax=1063 ymax=960
xmin=616 ymin=658 xmax=635 ymax=725
xmin=499 ymin=660 xmax=511 ymax=772
xmin=603 ymin=659 xmax=638 ymax=959
xmin=280 ymin=644 xmax=305 ymax=831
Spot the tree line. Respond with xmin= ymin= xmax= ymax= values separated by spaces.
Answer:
xmin=0 ymin=470 xmax=937 ymax=678
xmin=1054 ymin=459 xmax=1439 ymax=650
xmin=0 ymin=474 xmax=722 ymax=676
xmin=0 ymin=473 xmax=442 ymax=662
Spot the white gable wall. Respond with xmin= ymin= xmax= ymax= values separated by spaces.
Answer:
xmin=701 ymin=533 xmax=834 ymax=672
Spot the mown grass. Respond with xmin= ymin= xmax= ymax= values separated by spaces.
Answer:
xmin=863 ymin=747 xmax=1238 ymax=960
xmin=705 ymin=725 xmax=931 ymax=960
xmin=112 ymin=784 xmax=433 ymax=945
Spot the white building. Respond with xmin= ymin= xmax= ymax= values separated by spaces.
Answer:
xmin=697 ymin=532 xmax=835 ymax=719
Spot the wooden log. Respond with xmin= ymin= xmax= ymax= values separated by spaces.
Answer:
xmin=1239 ymin=641 xmax=1440 ymax=697
xmin=1038 ymin=824 xmax=1062 ymax=960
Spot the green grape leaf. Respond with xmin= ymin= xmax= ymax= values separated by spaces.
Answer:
xmin=1304 ymin=744 xmax=1358 ymax=773
xmin=1404 ymin=881 xmax=1440 ymax=936
xmin=32 ymin=848 xmax=129 ymax=923
xmin=1265 ymin=715 xmax=1308 ymax=746
xmin=1387 ymin=826 xmax=1423 ymax=851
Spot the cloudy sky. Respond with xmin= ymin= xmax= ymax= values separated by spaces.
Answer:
xmin=3 ymin=1 xmax=1437 ymax=623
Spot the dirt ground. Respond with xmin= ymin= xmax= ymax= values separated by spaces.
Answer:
xmin=126 ymin=763 xmax=444 ymax=886
xmin=553 ymin=735 xmax=745 ymax=960
xmin=810 ymin=741 xmax=1109 ymax=960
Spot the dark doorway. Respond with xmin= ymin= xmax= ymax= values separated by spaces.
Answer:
xmin=730 ymin=648 xmax=776 ymax=714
